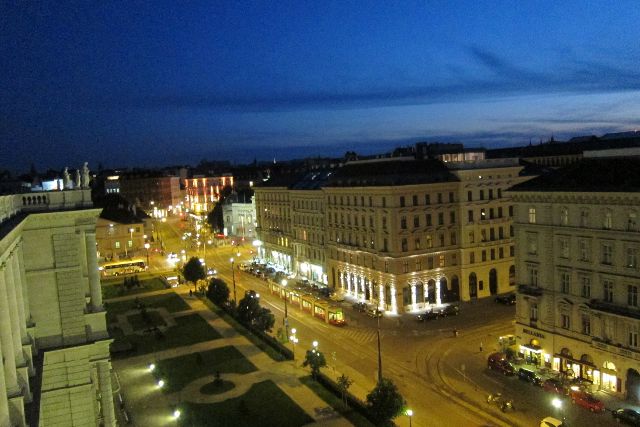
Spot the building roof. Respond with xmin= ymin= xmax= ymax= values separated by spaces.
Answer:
xmin=324 ymin=158 xmax=458 ymax=187
xmin=487 ymin=136 xmax=640 ymax=159
xmin=508 ymin=157 xmax=640 ymax=192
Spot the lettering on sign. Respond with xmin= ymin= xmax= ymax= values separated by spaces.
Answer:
xmin=522 ymin=328 xmax=545 ymax=339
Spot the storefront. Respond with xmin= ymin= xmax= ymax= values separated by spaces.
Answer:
xmin=518 ymin=327 xmax=547 ymax=366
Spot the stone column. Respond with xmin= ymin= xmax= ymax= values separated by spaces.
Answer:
xmin=10 ymin=252 xmax=27 ymax=341
xmin=4 ymin=259 xmax=25 ymax=367
xmin=379 ymin=284 xmax=385 ymax=310
xmin=16 ymin=243 xmax=31 ymax=323
xmin=411 ymin=284 xmax=417 ymax=309
xmin=436 ymin=278 xmax=442 ymax=306
xmin=85 ymin=231 xmax=102 ymax=310
xmin=0 ymin=333 xmax=9 ymax=427
xmin=0 ymin=264 xmax=19 ymax=395
xmin=97 ymin=361 xmax=116 ymax=427
xmin=390 ymin=284 xmax=398 ymax=314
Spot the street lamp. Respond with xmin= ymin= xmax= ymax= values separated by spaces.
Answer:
xmin=230 ymin=258 xmax=237 ymax=304
xmin=552 ymin=398 xmax=564 ymax=421
xmin=376 ymin=307 xmax=383 ymax=383
xmin=289 ymin=328 xmax=298 ymax=361
xmin=144 ymin=242 xmax=150 ymax=267
xmin=282 ymin=279 xmax=289 ymax=340
xmin=129 ymin=227 xmax=134 ymax=258
xmin=406 ymin=409 xmax=413 ymax=427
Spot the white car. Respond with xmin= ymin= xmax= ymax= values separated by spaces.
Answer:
xmin=540 ymin=417 xmax=565 ymax=427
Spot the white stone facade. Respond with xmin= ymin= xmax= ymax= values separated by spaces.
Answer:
xmin=0 ymin=190 xmax=115 ymax=427
xmin=222 ymin=197 xmax=256 ymax=241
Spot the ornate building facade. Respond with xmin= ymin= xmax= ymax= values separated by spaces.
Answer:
xmin=509 ymin=158 xmax=640 ymax=400
xmin=0 ymin=189 xmax=115 ymax=426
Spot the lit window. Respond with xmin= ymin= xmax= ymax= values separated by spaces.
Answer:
xmin=561 ymin=313 xmax=571 ymax=329
xmin=528 ymin=207 xmax=536 ymax=224
xmin=115 ymin=241 xmax=120 ymax=249
xmin=603 ymin=211 xmax=612 ymax=229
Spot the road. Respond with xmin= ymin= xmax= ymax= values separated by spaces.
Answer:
xmin=156 ymin=217 xmax=622 ymax=427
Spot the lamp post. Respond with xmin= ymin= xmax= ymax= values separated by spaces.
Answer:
xmin=376 ymin=309 xmax=383 ymax=382
xmin=282 ymin=279 xmax=289 ymax=340
xmin=129 ymin=227 xmax=134 ymax=258
xmin=552 ymin=398 xmax=564 ymax=421
xmin=406 ymin=409 xmax=413 ymax=427
xmin=230 ymin=257 xmax=237 ymax=304
xmin=144 ymin=242 xmax=150 ymax=267
xmin=289 ymin=328 xmax=298 ymax=362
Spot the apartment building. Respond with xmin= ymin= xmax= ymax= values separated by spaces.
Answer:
xmin=509 ymin=158 xmax=640 ymax=401
xmin=118 ymin=172 xmax=181 ymax=216
xmin=0 ymin=189 xmax=114 ymax=426
xmin=254 ymin=156 xmax=528 ymax=313
xmin=184 ymin=175 xmax=234 ymax=215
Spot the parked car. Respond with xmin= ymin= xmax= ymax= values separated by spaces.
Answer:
xmin=518 ymin=368 xmax=543 ymax=386
xmin=540 ymin=417 xmax=565 ymax=427
xmin=569 ymin=389 xmax=605 ymax=412
xmin=487 ymin=352 xmax=515 ymax=376
xmin=487 ymin=392 xmax=515 ymax=412
xmin=542 ymin=378 xmax=569 ymax=395
xmin=612 ymin=408 xmax=640 ymax=425
xmin=245 ymin=289 xmax=260 ymax=299
xmin=415 ymin=311 xmax=440 ymax=322
xmin=495 ymin=294 xmax=516 ymax=305
xmin=352 ymin=302 xmax=366 ymax=312
xmin=439 ymin=304 xmax=460 ymax=317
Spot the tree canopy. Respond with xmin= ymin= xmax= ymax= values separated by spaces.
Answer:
xmin=365 ymin=378 xmax=406 ymax=426
xmin=302 ymin=348 xmax=326 ymax=379
xmin=182 ymin=257 xmax=205 ymax=287
xmin=206 ymin=277 xmax=230 ymax=306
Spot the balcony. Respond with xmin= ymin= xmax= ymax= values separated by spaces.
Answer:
xmin=587 ymin=300 xmax=640 ymax=320
xmin=592 ymin=337 xmax=640 ymax=361
xmin=518 ymin=284 xmax=543 ymax=297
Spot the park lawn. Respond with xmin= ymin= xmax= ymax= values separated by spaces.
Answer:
xmin=178 ymin=380 xmax=313 ymax=427
xmin=127 ymin=311 xmax=166 ymax=331
xmin=112 ymin=313 xmax=221 ymax=357
xmin=154 ymin=345 xmax=257 ymax=393
xmin=105 ymin=292 xmax=190 ymax=323
xmin=102 ymin=276 xmax=167 ymax=299
xmin=299 ymin=376 xmax=374 ymax=427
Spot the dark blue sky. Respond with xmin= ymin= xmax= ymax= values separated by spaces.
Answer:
xmin=2 ymin=1 xmax=640 ymax=172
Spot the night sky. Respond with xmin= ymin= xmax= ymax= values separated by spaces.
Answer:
xmin=2 ymin=1 xmax=640 ymax=172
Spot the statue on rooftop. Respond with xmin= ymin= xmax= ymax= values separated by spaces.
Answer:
xmin=81 ymin=162 xmax=90 ymax=188
xmin=75 ymin=169 xmax=81 ymax=189
xmin=63 ymin=167 xmax=72 ymax=189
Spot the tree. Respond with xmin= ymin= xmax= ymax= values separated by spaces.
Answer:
xmin=206 ymin=185 xmax=234 ymax=232
xmin=237 ymin=293 xmax=261 ymax=324
xmin=337 ymin=374 xmax=353 ymax=407
xmin=182 ymin=257 xmax=205 ymax=290
xmin=253 ymin=307 xmax=275 ymax=333
xmin=365 ymin=378 xmax=406 ymax=426
xmin=206 ymin=278 xmax=230 ymax=306
xmin=302 ymin=348 xmax=326 ymax=380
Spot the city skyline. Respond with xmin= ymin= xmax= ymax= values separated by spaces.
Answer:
xmin=2 ymin=1 xmax=640 ymax=171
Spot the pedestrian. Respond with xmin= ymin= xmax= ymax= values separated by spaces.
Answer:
xmin=479 ymin=342 xmax=483 ymax=352
xmin=189 ymin=289 xmax=193 ymax=297
xmin=453 ymin=328 xmax=458 ymax=337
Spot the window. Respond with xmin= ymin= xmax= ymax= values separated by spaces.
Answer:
xmin=498 ymin=207 xmax=503 ymax=218
xmin=579 ymin=239 xmax=590 ymax=262
xmin=499 ymin=227 xmax=504 ymax=239
xmin=559 ymin=238 xmax=569 ymax=258
xmin=412 ymin=195 xmax=418 ymax=206
xmin=450 ymin=231 xmax=456 ymax=245
xmin=561 ymin=313 xmax=571 ymax=329
xmin=603 ymin=279 xmax=614 ymax=302
xmin=603 ymin=211 xmax=612 ymax=229
xmin=437 ymin=193 xmax=442 ymax=204
xmin=468 ymin=210 xmax=474 ymax=222
xmin=115 ymin=241 xmax=121 ymax=249
xmin=630 ymin=330 xmax=639 ymax=348
xmin=439 ymin=233 xmax=445 ymax=246
xmin=482 ymin=250 xmax=487 ymax=262
xmin=401 ymin=238 xmax=408 ymax=252
xmin=560 ymin=207 xmax=568 ymax=225
xmin=490 ymin=228 xmax=495 ymax=241
xmin=128 ymin=240 xmax=133 ymax=247
xmin=561 ymin=272 xmax=570 ymax=294
xmin=581 ymin=276 xmax=591 ymax=298
xmin=415 ymin=238 xmax=421 ymax=250
xmin=384 ymin=261 xmax=389 ymax=272
xmin=489 ymin=189 xmax=494 ymax=199
xmin=479 ymin=190 xmax=484 ymax=200
xmin=416 ymin=259 xmax=421 ymax=270
xmin=382 ymin=217 xmax=387 ymax=229
xmin=438 ymin=212 xmax=444 ymax=225
xmin=467 ymin=191 xmax=472 ymax=201
xmin=402 ymin=261 xmax=409 ymax=273
xmin=427 ymin=257 xmax=434 ymax=269
xmin=369 ymin=196 xmax=373 ymax=207
xmin=425 ymin=194 xmax=430 ymax=205
xmin=629 ymin=285 xmax=639 ymax=307
xmin=413 ymin=216 xmax=420 ymax=228
xmin=469 ymin=252 xmax=475 ymax=264
xmin=426 ymin=235 xmax=433 ymax=248
xmin=468 ymin=231 xmax=475 ymax=243
xmin=601 ymin=243 xmax=613 ymax=265
xmin=480 ymin=208 xmax=486 ymax=220
xmin=490 ymin=248 xmax=495 ymax=260
xmin=400 ymin=196 xmax=405 ymax=207
xmin=499 ymin=247 xmax=504 ymax=258
xmin=498 ymin=189 xmax=502 ymax=198
xmin=581 ymin=315 xmax=591 ymax=335
xmin=528 ymin=207 xmax=536 ymax=223
xmin=510 ymin=225 xmax=514 ymax=237
xmin=449 ymin=192 xmax=454 ymax=203
xmin=382 ymin=197 xmax=386 ymax=208
xmin=528 ymin=266 xmax=538 ymax=286
xmin=439 ymin=254 xmax=445 ymax=267
xmin=530 ymin=303 xmax=538 ymax=321
xmin=580 ymin=209 xmax=589 ymax=227
xmin=509 ymin=206 xmax=514 ymax=217
xmin=450 ymin=211 xmax=456 ymax=224
xmin=481 ymin=229 xmax=487 ymax=242
xmin=628 ymin=212 xmax=637 ymax=231
xmin=401 ymin=216 xmax=407 ymax=229
xmin=426 ymin=214 xmax=432 ymax=226
xmin=383 ymin=238 xmax=388 ymax=252
xmin=627 ymin=247 xmax=638 ymax=268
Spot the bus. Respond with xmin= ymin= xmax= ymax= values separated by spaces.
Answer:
xmin=99 ymin=259 xmax=147 ymax=277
